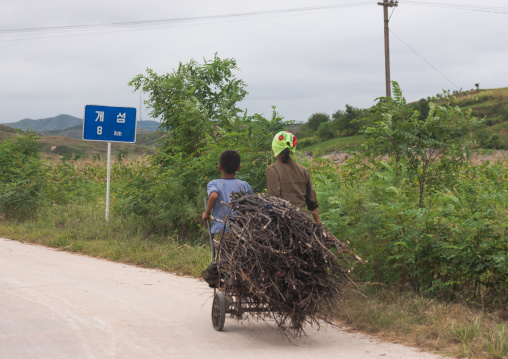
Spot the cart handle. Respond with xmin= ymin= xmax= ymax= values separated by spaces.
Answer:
xmin=204 ymin=197 xmax=216 ymax=263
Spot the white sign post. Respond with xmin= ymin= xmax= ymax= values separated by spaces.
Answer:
xmin=106 ymin=142 xmax=112 ymax=221
xmin=83 ymin=105 xmax=137 ymax=221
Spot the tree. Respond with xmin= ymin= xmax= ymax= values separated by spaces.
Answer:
xmin=307 ymin=112 xmax=330 ymax=132
xmin=317 ymin=121 xmax=335 ymax=140
xmin=293 ymin=122 xmax=314 ymax=139
xmin=410 ymin=98 xmax=430 ymax=121
xmin=332 ymin=105 xmax=370 ymax=136
xmin=123 ymin=56 xmax=291 ymax=239
xmin=129 ymin=55 xmax=248 ymax=159
xmin=363 ymin=82 xmax=483 ymax=208
xmin=0 ymin=130 xmax=47 ymax=218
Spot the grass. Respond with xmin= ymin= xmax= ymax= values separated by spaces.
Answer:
xmin=336 ymin=287 xmax=508 ymax=359
xmin=302 ymin=135 xmax=365 ymax=155
xmin=1 ymin=141 xmax=507 ymax=358
xmin=37 ymin=135 xmax=155 ymax=160
xmin=0 ymin=201 xmax=210 ymax=277
xmin=0 ymin=124 xmax=18 ymax=140
xmin=2 ymin=200 xmax=507 ymax=358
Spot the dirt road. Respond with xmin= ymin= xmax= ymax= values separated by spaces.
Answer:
xmin=0 ymin=238 xmax=446 ymax=359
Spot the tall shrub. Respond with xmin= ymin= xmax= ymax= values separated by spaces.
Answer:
xmin=363 ymin=82 xmax=483 ymax=208
xmin=0 ymin=130 xmax=47 ymax=219
xmin=123 ymin=56 xmax=290 ymax=239
xmin=129 ymin=54 xmax=248 ymax=161
xmin=315 ymin=84 xmax=507 ymax=306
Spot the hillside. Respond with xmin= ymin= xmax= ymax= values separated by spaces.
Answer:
xmin=451 ymin=87 xmax=508 ymax=148
xmin=0 ymin=124 xmax=158 ymax=159
xmin=2 ymin=115 xmax=160 ymax=133
xmin=297 ymin=87 xmax=508 ymax=153
xmin=37 ymin=135 xmax=156 ymax=159
xmin=40 ymin=125 xmax=154 ymax=140
xmin=3 ymin=87 xmax=507 ymax=158
xmin=0 ymin=114 xmax=162 ymax=158
xmin=0 ymin=124 xmax=18 ymax=140
xmin=137 ymin=120 xmax=161 ymax=131
xmin=3 ymin=114 xmax=82 ymax=132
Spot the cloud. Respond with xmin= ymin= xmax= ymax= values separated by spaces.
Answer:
xmin=0 ymin=0 xmax=507 ymax=124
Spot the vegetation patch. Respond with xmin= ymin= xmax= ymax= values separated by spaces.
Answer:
xmin=1 ymin=57 xmax=507 ymax=357
xmin=336 ymin=287 xmax=508 ymax=359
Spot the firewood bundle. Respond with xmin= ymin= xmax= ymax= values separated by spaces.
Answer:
xmin=215 ymin=192 xmax=363 ymax=336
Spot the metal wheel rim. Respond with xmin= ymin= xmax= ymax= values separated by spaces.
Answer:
xmin=212 ymin=291 xmax=226 ymax=331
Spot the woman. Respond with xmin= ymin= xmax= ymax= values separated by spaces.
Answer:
xmin=265 ymin=131 xmax=320 ymax=223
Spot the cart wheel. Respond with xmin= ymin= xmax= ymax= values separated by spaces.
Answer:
xmin=212 ymin=291 xmax=226 ymax=331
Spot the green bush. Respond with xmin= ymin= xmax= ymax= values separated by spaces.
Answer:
xmin=317 ymin=121 xmax=335 ymax=140
xmin=123 ymin=56 xmax=290 ymax=240
xmin=293 ymin=123 xmax=314 ymax=139
xmin=312 ymin=84 xmax=506 ymax=307
xmin=500 ymin=105 xmax=508 ymax=120
xmin=45 ymin=161 xmax=103 ymax=205
xmin=298 ymin=136 xmax=319 ymax=148
xmin=116 ymin=113 xmax=286 ymax=240
xmin=313 ymin=158 xmax=508 ymax=307
xmin=0 ymin=130 xmax=47 ymax=219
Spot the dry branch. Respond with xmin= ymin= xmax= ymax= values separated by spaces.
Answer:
xmin=216 ymin=192 xmax=363 ymax=336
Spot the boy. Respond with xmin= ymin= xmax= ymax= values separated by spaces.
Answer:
xmin=202 ymin=150 xmax=253 ymax=235
xmin=201 ymin=150 xmax=252 ymax=289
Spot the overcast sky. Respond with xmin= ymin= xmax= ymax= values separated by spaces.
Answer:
xmin=1 ymin=0 xmax=507 ymax=125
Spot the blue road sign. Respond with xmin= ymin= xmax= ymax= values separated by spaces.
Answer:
xmin=83 ymin=105 xmax=137 ymax=143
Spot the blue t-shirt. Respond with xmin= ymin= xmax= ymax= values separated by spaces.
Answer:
xmin=207 ymin=178 xmax=253 ymax=233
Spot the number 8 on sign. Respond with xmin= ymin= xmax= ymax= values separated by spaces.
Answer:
xmin=97 ymin=126 xmax=102 ymax=135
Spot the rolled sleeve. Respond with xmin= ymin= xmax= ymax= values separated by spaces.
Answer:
xmin=207 ymin=181 xmax=218 ymax=197
xmin=305 ymin=175 xmax=319 ymax=211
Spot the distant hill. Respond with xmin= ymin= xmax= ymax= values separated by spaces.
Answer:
xmin=39 ymin=125 xmax=83 ymax=139
xmin=451 ymin=87 xmax=508 ymax=148
xmin=296 ymin=87 xmax=508 ymax=153
xmin=2 ymin=114 xmax=160 ymax=133
xmin=0 ymin=124 xmax=19 ymax=140
xmin=3 ymin=114 xmax=82 ymax=132
xmin=0 ymin=117 xmax=161 ymax=159
xmin=137 ymin=120 xmax=161 ymax=131
xmin=5 ymin=87 xmax=506 ymax=158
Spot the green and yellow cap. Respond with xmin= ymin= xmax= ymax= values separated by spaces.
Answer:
xmin=272 ymin=131 xmax=297 ymax=157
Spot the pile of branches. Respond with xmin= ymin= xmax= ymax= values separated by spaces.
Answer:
xmin=215 ymin=192 xmax=363 ymax=336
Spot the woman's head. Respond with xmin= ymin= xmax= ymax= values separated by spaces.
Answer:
xmin=278 ymin=148 xmax=292 ymax=163
xmin=272 ymin=131 xmax=297 ymax=160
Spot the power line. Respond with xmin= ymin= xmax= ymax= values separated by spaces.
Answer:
xmin=387 ymin=1 xmax=504 ymax=90
xmin=403 ymin=1 xmax=508 ymax=14
xmin=0 ymin=2 xmax=373 ymax=40
xmin=1 ymin=1 xmax=504 ymax=42
xmin=390 ymin=29 xmax=461 ymax=90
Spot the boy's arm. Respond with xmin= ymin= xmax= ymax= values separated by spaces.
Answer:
xmin=202 ymin=192 xmax=219 ymax=222
xmin=310 ymin=209 xmax=320 ymax=224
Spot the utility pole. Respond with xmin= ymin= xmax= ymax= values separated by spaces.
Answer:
xmin=377 ymin=0 xmax=398 ymax=98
